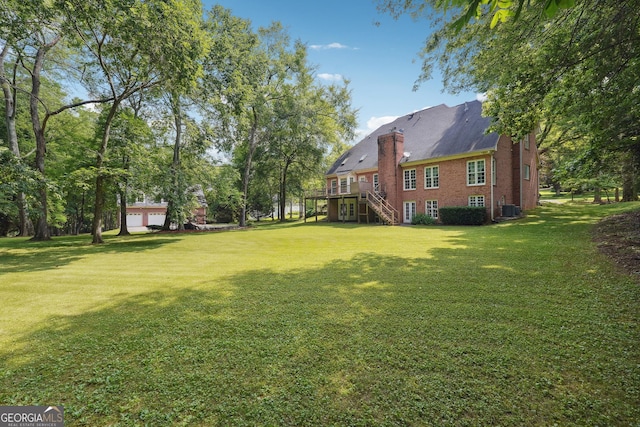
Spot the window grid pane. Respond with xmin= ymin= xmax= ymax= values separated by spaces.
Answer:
xmin=468 ymin=160 xmax=486 ymax=185
xmin=404 ymin=169 xmax=416 ymax=190
xmin=426 ymin=200 xmax=438 ymax=218
xmin=425 ymin=166 xmax=439 ymax=188
xmin=468 ymin=195 xmax=485 ymax=207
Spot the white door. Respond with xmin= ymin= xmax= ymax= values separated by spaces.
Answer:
xmin=403 ymin=201 xmax=416 ymax=224
xmin=126 ymin=213 xmax=143 ymax=227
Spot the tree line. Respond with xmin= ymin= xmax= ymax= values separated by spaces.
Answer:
xmin=0 ymin=0 xmax=357 ymax=242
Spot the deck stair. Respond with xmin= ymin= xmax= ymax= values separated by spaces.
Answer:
xmin=365 ymin=191 xmax=399 ymax=225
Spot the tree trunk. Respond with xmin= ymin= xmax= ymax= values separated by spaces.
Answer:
xmin=621 ymin=148 xmax=639 ymax=202
xmin=118 ymin=154 xmax=130 ymax=236
xmin=163 ymin=95 xmax=185 ymax=231
xmin=593 ymin=186 xmax=602 ymax=204
xmin=240 ymin=112 xmax=259 ymax=228
xmin=78 ymin=191 xmax=85 ymax=235
xmin=92 ymin=101 xmax=120 ymax=244
xmin=278 ymin=160 xmax=290 ymax=222
xmin=117 ymin=187 xmax=130 ymax=236
xmin=1 ymin=44 xmax=18 ymax=153
xmin=162 ymin=199 xmax=173 ymax=230
xmin=1 ymin=46 xmax=32 ymax=235
xmin=29 ymin=44 xmax=54 ymax=241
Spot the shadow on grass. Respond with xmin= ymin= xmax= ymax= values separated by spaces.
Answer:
xmin=0 ymin=234 xmax=180 ymax=275
xmin=1 ymin=220 xmax=638 ymax=426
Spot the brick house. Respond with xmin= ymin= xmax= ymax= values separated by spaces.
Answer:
xmin=321 ymin=101 xmax=539 ymax=224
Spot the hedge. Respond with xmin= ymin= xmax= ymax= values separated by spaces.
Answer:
xmin=439 ymin=206 xmax=487 ymax=225
xmin=411 ymin=213 xmax=437 ymax=225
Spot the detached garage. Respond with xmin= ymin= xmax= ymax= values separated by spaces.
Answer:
xmin=126 ymin=213 xmax=143 ymax=227
xmin=124 ymin=208 xmax=167 ymax=227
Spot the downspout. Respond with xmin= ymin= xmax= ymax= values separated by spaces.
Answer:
xmin=519 ymin=137 xmax=524 ymax=209
xmin=393 ymin=133 xmax=398 ymax=218
xmin=490 ymin=152 xmax=495 ymax=222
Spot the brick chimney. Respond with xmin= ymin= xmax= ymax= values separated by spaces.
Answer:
xmin=377 ymin=131 xmax=404 ymax=212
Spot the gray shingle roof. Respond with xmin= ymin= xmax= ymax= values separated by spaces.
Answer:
xmin=327 ymin=100 xmax=499 ymax=175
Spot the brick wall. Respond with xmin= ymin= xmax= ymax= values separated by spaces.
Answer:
xmin=399 ymin=155 xmax=492 ymax=220
xmin=521 ymin=132 xmax=539 ymax=210
xmin=377 ymin=132 xmax=405 ymax=211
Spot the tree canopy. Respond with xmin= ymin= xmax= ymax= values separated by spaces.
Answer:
xmin=1 ymin=2 xmax=357 ymax=238
xmin=380 ymin=0 xmax=640 ymax=200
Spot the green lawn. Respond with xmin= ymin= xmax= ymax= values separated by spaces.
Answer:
xmin=1 ymin=202 xmax=639 ymax=426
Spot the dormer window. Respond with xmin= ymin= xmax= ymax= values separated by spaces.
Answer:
xmin=358 ymin=154 xmax=367 ymax=162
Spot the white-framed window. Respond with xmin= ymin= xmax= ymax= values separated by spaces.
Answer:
xmin=467 ymin=159 xmax=486 ymax=186
xmin=330 ymin=179 xmax=337 ymax=195
xmin=404 ymin=169 xmax=416 ymax=190
xmin=424 ymin=165 xmax=439 ymax=188
xmin=468 ymin=195 xmax=485 ymax=207
xmin=523 ymin=134 xmax=530 ymax=150
xmin=403 ymin=201 xmax=416 ymax=223
xmin=339 ymin=178 xmax=348 ymax=194
xmin=425 ymin=200 xmax=438 ymax=219
xmin=373 ymin=174 xmax=379 ymax=192
xmin=359 ymin=175 xmax=366 ymax=182
xmin=524 ymin=164 xmax=531 ymax=180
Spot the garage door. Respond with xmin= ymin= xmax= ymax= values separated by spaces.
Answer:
xmin=148 ymin=213 xmax=166 ymax=226
xmin=127 ymin=213 xmax=143 ymax=227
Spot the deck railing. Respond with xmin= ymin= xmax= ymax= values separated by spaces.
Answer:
xmin=308 ymin=181 xmax=374 ymax=198
xmin=305 ymin=184 xmax=398 ymax=224
xmin=366 ymin=191 xmax=399 ymax=225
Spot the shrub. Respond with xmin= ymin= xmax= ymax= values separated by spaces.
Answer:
xmin=411 ymin=213 xmax=436 ymax=225
xmin=439 ymin=206 xmax=487 ymax=225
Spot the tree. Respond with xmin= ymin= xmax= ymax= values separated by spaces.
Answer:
xmin=381 ymin=0 xmax=640 ymax=200
xmin=378 ymin=0 xmax=576 ymax=29
xmin=57 ymin=0 xmax=208 ymax=243
xmin=261 ymin=66 xmax=356 ymax=222
xmin=0 ymin=0 xmax=34 ymax=235
xmin=105 ymin=105 xmax=155 ymax=236
xmin=2 ymin=0 xmax=115 ymax=240
xmin=158 ymin=94 xmax=212 ymax=231
xmin=204 ymin=8 xmax=307 ymax=227
xmin=13 ymin=2 xmax=63 ymax=241
xmin=205 ymin=164 xmax=243 ymax=223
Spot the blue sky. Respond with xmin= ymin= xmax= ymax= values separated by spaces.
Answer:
xmin=204 ymin=0 xmax=480 ymax=142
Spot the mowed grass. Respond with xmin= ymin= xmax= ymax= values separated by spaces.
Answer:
xmin=0 ymin=202 xmax=639 ymax=426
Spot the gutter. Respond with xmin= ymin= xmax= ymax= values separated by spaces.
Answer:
xmin=400 ymin=149 xmax=495 ymax=168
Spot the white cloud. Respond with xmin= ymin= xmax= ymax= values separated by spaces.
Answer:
xmin=83 ymin=102 xmax=100 ymax=113
xmin=476 ymin=92 xmax=488 ymax=102
xmin=351 ymin=115 xmax=399 ymax=141
xmin=310 ymin=42 xmax=351 ymax=50
xmin=367 ymin=115 xmax=399 ymax=131
xmin=318 ymin=73 xmax=344 ymax=82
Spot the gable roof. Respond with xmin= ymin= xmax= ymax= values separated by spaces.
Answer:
xmin=327 ymin=100 xmax=500 ymax=176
